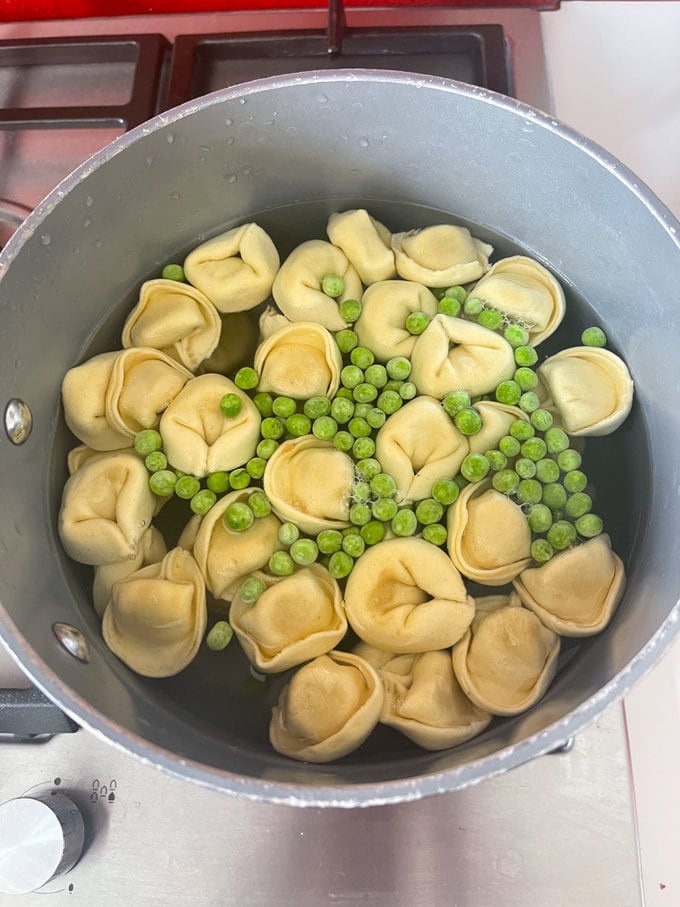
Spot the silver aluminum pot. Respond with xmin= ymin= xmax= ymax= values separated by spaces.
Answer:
xmin=1 ymin=72 xmax=679 ymax=808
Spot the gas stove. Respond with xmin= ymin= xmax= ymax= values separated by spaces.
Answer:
xmin=0 ymin=4 xmax=677 ymax=904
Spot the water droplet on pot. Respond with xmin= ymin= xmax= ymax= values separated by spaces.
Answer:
xmin=242 ymin=166 xmax=252 ymax=176
xmin=358 ymin=137 xmax=370 ymax=148
xmin=226 ymin=174 xmax=237 ymax=183
xmin=199 ymin=145 xmax=211 ymax=153
xmin=225 ymin=117 xmax=233 ymax=126
xmin=85 ymin=195 xmax=94 ymax=207
xmin=226 ymin=137 xmax=235 ymax=146
xmin=40 ymin=233 xmax=50 ymax=246
xmin=83 ymin=218 xmax=91 ymax=228
xmin=146 ymin=155 xmax=154 ymax=165
xmin=166 ymin=133 xmax=175 ymax=144
xmin=239 ymin=98 xmax=246 ymax=105
xmin=95 ymin=239 xmax=104 ymax=248
xmin=316 ymin=92 xmax=328 ymax=104
xmin=170 ymin=191 xmax=182 ymax=200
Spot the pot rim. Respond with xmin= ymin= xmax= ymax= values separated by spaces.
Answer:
xmin=1 ymin=69 xmax=680 ymax=807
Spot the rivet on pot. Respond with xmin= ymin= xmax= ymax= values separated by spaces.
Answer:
xmin=52 ymin=623 xmax=91 ymax=664
xmin=4 ymin=398 xmax=32 ymax=445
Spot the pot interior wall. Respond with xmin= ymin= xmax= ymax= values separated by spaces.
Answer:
xmin=0 ymin=73 xmax=677 ymax=796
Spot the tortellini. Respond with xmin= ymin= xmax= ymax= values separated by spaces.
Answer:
xmin=102 ymin=547 xmax=207 ymax=678
xmin=344 ymin=538 xmax=475 ymax=654
xmin=92 ymin=526 xmax=167 ymax=618
xmin=122 ymin=278 xmax=221 ymax=372
xmin=263 ymin=436 xmax=354 ymax=534
xmin=410 ymin=315 xmax=515 ymax=399
xmin=159 ymin=374 xmax=260 ymax=477
xmin=193 ymin=489 xmax=282 ymax=601
xmin=374 ymin=396 xmax=468 ymax=502
xmin=198 ymin=311 xmax=259 ymax=375
xmin=538 ymin=346 xmax=634 ymax=436
xmin=452 ymin=593 xmax=561 ymax=716
xmin=469 ymin=256 xmax=566 ymax=346
xmin=354 ymin=280 xmax=438 ymax=362
xmin=183 ymin=223 xmax=280 ymax=312
xmin=326 ymin=209 xmax=396 ymax=284
xmin=380 ymin=651 xmax=492 ymax=750
xmin=447 ymin=481 xmax=532 ymax=585
xmin=391 ymin=224 xmax=492 ymax=286
xmin=58 ymin=451 xmax=156 ymax=566
xmin=62 ymin=352 xmax=132 ymax=451
xmin=513 ymin=535 xmax=626 ymax=636
xmin=269 ymin=650 xmax=384 ymax=763
xmin=230 ymin=565 xmax=347 ymax=673
xmin=254 ymin=322 xmax=342 ymax=400
xmin=258 ymin=304 xmax=291 ymax=341
xmin=272 ymin=240 xmax=363 ymax=332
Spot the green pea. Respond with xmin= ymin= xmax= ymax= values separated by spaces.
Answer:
xmin=535 ymin=458 xmax=560 ymax=484
xmin=353 ymin=382 xmax=378 ymax=404
xmin=364 ymin=364 xmax=388 ymax=388
xmin=220 ymin=393 xmax=242 ymax=418
xmin=386 ymin=357 xmax=412 ymax=380
xmin=246 ymin=457 xmax=267 ymax=480
xmin=437 ymin=296 xmax=461 ymax=317
xmin=269 ymin=550 xmax=295 ymax=575
xmin=377 ymin=390 xmax=402 ymax=415
xmin=526 ymin=503 xmax=553 ymax=533
xmin=461 ymin=453 xmax=491 ymax=483
xmin=405 ymin=311 xmax=431 ymax=335
xmin=303 ymin=396 xmax=331 ymax=419
xmin=493 ymin=469 xmax=520 ymax=494
xmin=336 ymin=329 xmax=359 ymax=354
xmin=515 ymin=457 xmax=537 ymax=479
xmin=328 ymin=550 xmax=354 ymax=579
xmin=333 ymin=431 xmax=354 ymax=452
xmin=399 ymin=381 xmax=417 ymax=401
xmin=256 ymin=439 xmax=279 ymax=460
xmin=339 ymin=298 xmax=362 ymax=322
xmin=485 ymin=449 xmax=508 ymax=472
xmin=162 ymin=263 xmax=186 ymax=282
xmin=249 ymin=491 xmax=272 ymax=518
xmin=499 ymin=435 xmax=521 ymax=458
xmin=442 ymin=391 xmax=470 ymax=418
xmin=371 ymin=473 xmax=397 ymax=498
xmin=330 ymin=396 xmax=354 ymax=425
xmin=444 ymin=285 xmax=467 ymax=303
xmin=504 ymin=324 xmax=530 ymax=347
xmin=454 ymin=407 xmax=482 ymax=436
xmin=341 ymin=364 xmax=364 ymax=389
xmin=290 ymin=538 xmax=319 ymax=565
xmin=575 ymin=513 xmax=603 ymax=538
xmin=322 ymin=274 xmax=345 ymax=298
xmin=563 ymin=470 xmax=588 ymax=494
xmin=352 ymin=481 xmax=372 ymax=504
xmin=391 ymin=509 xmax=418 ymax=537
xmin=422 ymin=523 xmax=448 ymax=546
xmin=310 ymin=415 xmax=337 ymax=441
xmin=547 ymin=519 xmax=577 ymax=551
xmin=531 ymin=539 xmax=554 ymax=563
xmin=514 ymin=345 xmax=538 ymax=367
xmin=521 ymin=437 xmax=548 ymax=462
xmin=355 ymin=458 xmax=382 ymax=480
xmin=278 ymin=522 xmax=300 ymax=546
xmin=516 ymin=479 xmax=542 ymax=505
xmin=260 ymin=417 xmax=285 ymax=440
xmin=206 ymin=620 xmax=233 ymax=651
xmin=495 ymin=380 xmax=522 ymax=406
xmin=342 ymin=533 xmax=365 ymax=558
xmin=353 ymin=437 xmax=376 ymax=460
xmin=383 ymin=379 xmax=403 ymax=393
xmin=145 ymin=451 xmax=168 ymax=473
xmin=367 ymin=408 xmax=386 ymax=429
xmin=350 ymin=346 xmax=375 ymax=370
xmin=206 ymin=471 xmax=230 ymax=493
xmin=229 ymin=468 xmax=251 ymax=490
xmin=463 ymin=297 xmax=484 ymax=316
xmin=282 ymin=414 xmax=308 ymax=438
xmin=234 ymin=367 xmax=259 ymax=390
xmin=557 ymin=449 xmax=582 ymax=472
xmin=240 ymin=577 xmax=265 ymax=604
xmin=432 ymin=478 xmax=459 ymax=506
xmin=175 ymin=475 xmax=201 ymax=499
xmin=134 ymin=429 xmax=163 ymax=456
xmin=271 ymin=396 xmax=295 ymax=419
xmin=514 ymin=367 xmax=538 ymax=391
xmin=530 ymin=409 xmax=554 ymax=432
xmin=149 ymin=469 xmax=177 ymax=496
xmin=519 ymin=392 xmax=540 ymax=413
xmin=565 ymin=492 xmax=592 ymax=519
xmin=478 ymin=308 xmax=504 ymax=331
xmin=224 ymin=501 xmax=254 ymax=532
xmin=509 ymin=419 xmax=535 ymax=441
xmin=360 ymin=520 xmax=386 ymax=546
xmin=353 ymin=402 xmax=372 ymax=420
xmin=581 ymin=326 xmax=607 ymax=347
xmin=253 ymin=392 xmax=274 ymax=417
xmin=348 ymin=417 xmax=371 ymax=438
xmin=542 ymin=482 xmax=568 ymax=510
xmin=349 ymin=503 xmax=372 ymax=526
xmin=372 ymin=498 xmax=398 ymax=522
xmin=190 ymin=489 xmax=217 ymax=514
xmin=415 ymin=498 xmax=444 ymax=525
xmin=545 ymin=426 xmax=570 ymax=453
xmin=317 ymin=529 xmax=344 ymax=554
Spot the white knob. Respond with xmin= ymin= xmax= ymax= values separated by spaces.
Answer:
xmin=0 ymin=792 xmax=85 ymax=894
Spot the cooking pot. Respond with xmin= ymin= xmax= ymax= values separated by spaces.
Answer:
xmin=1 ymin=71 xmax=679 ymax=808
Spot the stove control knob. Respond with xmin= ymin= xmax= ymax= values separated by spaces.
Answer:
xmin=0 ymin=792 xmax=85 ymax=894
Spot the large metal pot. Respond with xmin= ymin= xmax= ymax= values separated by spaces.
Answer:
xmin=1 ymin=72 xmax=679 ymax=807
